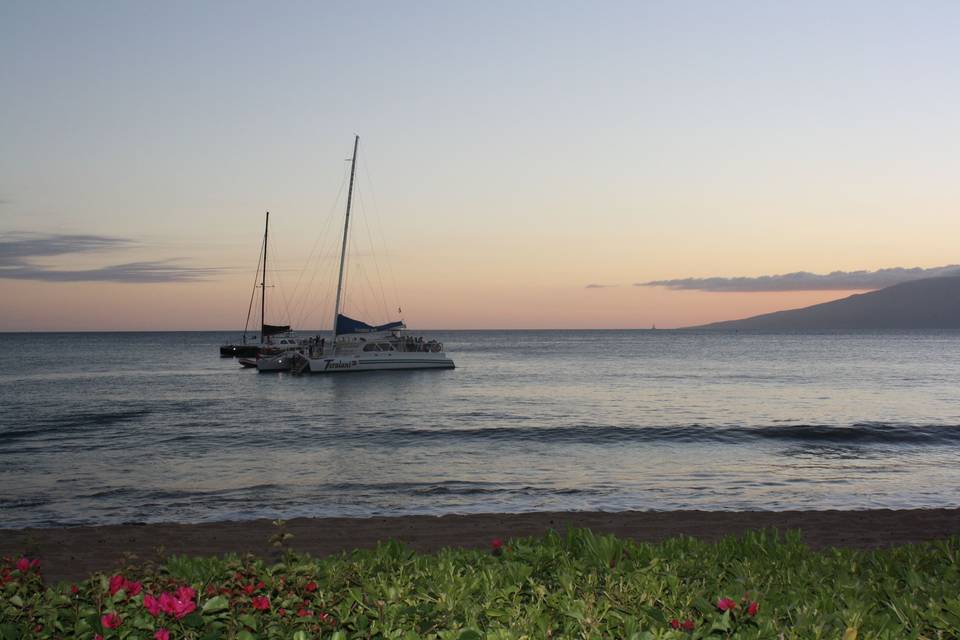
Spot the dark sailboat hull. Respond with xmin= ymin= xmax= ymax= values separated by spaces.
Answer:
xmin=219 ymin=344 xmax=260 ymax=357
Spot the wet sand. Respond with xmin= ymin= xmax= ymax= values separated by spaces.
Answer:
xmin=3 ymin=508 xmax=959 ymax=583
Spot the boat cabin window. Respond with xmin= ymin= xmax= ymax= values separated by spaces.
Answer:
xmin=362 ymin=342 xmax=395 ymax=352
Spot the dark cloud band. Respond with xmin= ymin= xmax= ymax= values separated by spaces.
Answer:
xmin=0 ymin=232 xmax=218 ymax=283
xmin=640 ymin=265 xmax=960 ymax=292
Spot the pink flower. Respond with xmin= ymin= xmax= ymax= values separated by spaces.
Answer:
xmin=109 ymin=575 xmax=142 ymax=597
xmin=305 ymin=581 xmax=317 ymax=592
xmin=143 ymin=594 xmax=162 ymax=617
xmin=159 ymin=592 xmax=196 ymax=619
xmin=154 ymin=629 xmax=170 ymax=640
xmin=100 ymin=612 xmax=122 ymax=629
xmin=15 ymin=558 xmax=30 ymax=572
xmin=747 ymin=601 xmax=759 ymax=616
xmin=490 ymin=538 xmax=503 ymax=551
xmin=297 ymin=607 xmax=311 ymax=617
xmin=717 ymin=598 xmax=737 ymax=612
xmin=251 ymin=595 xmax=270 ymax=611
xmin=278 ymin=608 xmax=286 ymax=617
xmin=70 ymin=584 xmax=79 ymax=594
xmin=95 ymin=636 xmax=104 ymax=640
xmin=30 ymin=559 xmax=40 ymax=570
xmin=175 ymin=586 xmax=196 ymax=602
xmin=108 ymin=574 xmax=125 ymax=595
xmin=670 ymin=618 xmax=695 ymax=631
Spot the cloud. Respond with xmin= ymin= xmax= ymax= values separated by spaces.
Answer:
xmin=639 ymin=265 xmax=960 ymax=292
xmin=0 ymin=232 xmax=219 ymax=283
xmin=585 ymin=283 xmax=617 ymax=289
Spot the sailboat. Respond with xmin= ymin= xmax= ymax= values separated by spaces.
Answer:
xmin=291 ymin=135 xmax=455 ymax=374
xmin=219 ymin=211 xmax=294 ymax=359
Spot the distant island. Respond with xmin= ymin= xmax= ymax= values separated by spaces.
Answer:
xmin=689 ymin=276 xmax=960 ymax=330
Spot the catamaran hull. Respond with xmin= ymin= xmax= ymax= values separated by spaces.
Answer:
xmin=301 ymin=354 xmax=454 ymax=373
xmin=256 ymin=354 xmax=295 ymax=372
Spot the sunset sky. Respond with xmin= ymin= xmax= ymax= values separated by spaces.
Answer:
xmin=2 ymin=1 xmax=958 ymax=330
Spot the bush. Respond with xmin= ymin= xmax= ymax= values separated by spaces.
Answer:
xmin=2 ymin=529 xmax=959 ymax=638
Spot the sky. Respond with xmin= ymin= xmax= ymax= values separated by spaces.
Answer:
xmin=1 ymin=1 xmax=958 ymax=330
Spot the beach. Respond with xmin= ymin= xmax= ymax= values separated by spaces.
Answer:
xmin=4 ymin=508 xmax=959 ymax=584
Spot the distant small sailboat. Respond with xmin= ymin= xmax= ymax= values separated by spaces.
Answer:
xmin=219 ymin=211 xmax=293 ymax=358
xmin=292 ymin=135 xmax=455 ymax=374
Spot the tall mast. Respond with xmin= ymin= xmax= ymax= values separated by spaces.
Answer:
xmin=332 ymin=135 xmax=359 ymax=340
xmin=261 ymin=210 xmax=269 ymax=343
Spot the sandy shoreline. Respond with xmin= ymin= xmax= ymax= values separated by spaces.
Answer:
xmin=3 ymin=508 xmax=959 ymax=583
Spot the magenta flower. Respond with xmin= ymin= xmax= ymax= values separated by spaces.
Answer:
xmin=154 ymin=629 xmax=170 ymax=640
xmin=15 ymin=558 xmax=30 ymax=572
xmin=159 ymin=591 xmax=196 ymax=619
xmin=251 ymin=595 xmax=271 ymax=611
xmin=175 ymin=585 xmax=196 ymax=601
xmin=143 ymin=594 xmax=162 ymax=617
xmin=747 ymin=601 xmax=759 ymax=616
xmin=108 ymin=575 xmax=125 ymax=595
xmin=100 ymin=612 xmax=122 ymax=629
xmin=717 ymin=598 xmax=737 ymax=612
xmin=109 ymin=574 xmax=142 ymax=597
xmin=681 ymin=619 xmax=695 ymax=631
xmin=305 ymin=580 xmax=318 ymax=592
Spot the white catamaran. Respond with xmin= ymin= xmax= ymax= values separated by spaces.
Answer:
xmin=279 ymin=135 xmax=455 ymax=374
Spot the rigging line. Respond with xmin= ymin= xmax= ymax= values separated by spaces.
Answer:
xmin=361 ymin=151 xmax=404 ymax=316
xmin=268 ymin=232 xmax=296 ymax=328
xmin=290 ymin=165 xmax=351 ymax=328
xmin=242 ymin=235 xmax=266 ymax=337
xmin=292 ymin=232 xmax=339 ymax=331
xmin=317 ymin=216 xmax=349 ymax=326
xmin=355 ymin=183 xmax=393 ymax=323
xmin=289 ymin=181 xmax=345 ymax=327
xmin=357 ymin=258 xmax=384 ymax=324
xmin=290 ymin=166 xmax=348 ymax=302
xmin=311 ymin=221 xmax=349 ymax=330
xmin=306 ymin=249 xmax=339 ymax=331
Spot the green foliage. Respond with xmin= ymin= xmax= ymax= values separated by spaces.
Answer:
xmin=2 ymin=529 xmax=960 ymax=638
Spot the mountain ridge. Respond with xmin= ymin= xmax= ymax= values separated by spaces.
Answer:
xmin=688 ymin=276 xmax=960 ymax=330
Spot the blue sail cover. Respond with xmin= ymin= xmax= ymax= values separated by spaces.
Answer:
xmin=336 ymin=314 xmax=405 ymax=335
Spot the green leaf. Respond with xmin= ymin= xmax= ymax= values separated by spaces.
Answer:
xmin=0 ymin=623 xmax=23 ymax=640
xmin=238 ymin=613 xmax=259 ymax=631
xmin=182 ymin=612 xmax=204 ymax=628
xmin=202 ymin=595 xmax=230 ymax=615
xmin=457 ymin=630 xmax=483 ymax=640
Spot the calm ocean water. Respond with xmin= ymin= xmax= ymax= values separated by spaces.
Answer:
xmin=1 ymin=330 xmax=959 ymax=528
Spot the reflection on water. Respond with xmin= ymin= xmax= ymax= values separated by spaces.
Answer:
xmin=1 ymin=330 xmax=960 ymax=527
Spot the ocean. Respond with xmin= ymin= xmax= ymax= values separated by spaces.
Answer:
xmin=1 ymin=330 xmax=959 ymax=528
